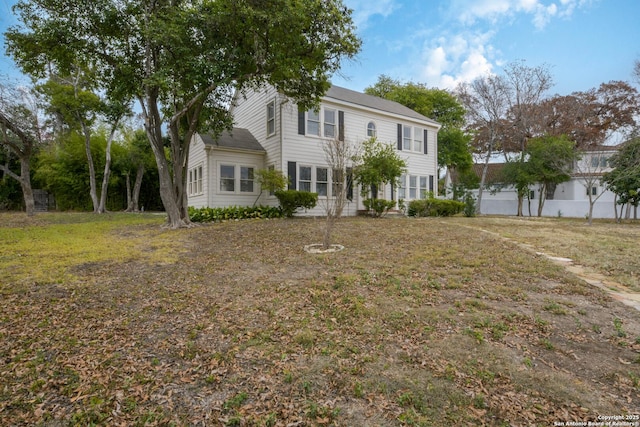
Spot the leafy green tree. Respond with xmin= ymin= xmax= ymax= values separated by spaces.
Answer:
xmin=7 ymin=0 xmax=360 ymax=228
xmin=500 ymin=155 xmax=535 ymax=216
xmin=602 ymin=137 xmax=640 ymax=220
xmin=253 ymin=169 xmax=288 ymax=207
xmin=525 ymin=135 xmax=577 ymax=217
xmin=352 ymin=137 xmax=406 ymax=213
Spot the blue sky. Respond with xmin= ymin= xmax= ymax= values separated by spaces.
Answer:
xmin=1 ymin=0 xmax=638 ymax=97
xmin=334 ymin=0 xmax=640 ymax=95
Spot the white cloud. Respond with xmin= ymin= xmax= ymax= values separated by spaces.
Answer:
xmin=420 ymin=31 xmax=496 ymax=89
xmin=344 ymin=0 xmax=398 ymax=30
xmin=450 ymin=0 xmax=594 ymax=29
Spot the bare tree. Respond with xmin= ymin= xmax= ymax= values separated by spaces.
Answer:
xmin=0 ymin=82 xmax=46 ymax=216
xmin=501 ymin=62 xmax=554 ymax=215
xmin=320 ymin=138 xmax=357 ymax=249
xmin=457 ymin=74 xmax=510 ymax=215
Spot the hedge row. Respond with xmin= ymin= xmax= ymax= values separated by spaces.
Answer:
xmin=188 ymin=205 xmax=283 ymax=223
xmin=408 ymin=198 xmax=465 ymax=217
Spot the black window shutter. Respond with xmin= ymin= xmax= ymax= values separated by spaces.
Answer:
xmin=346 ymin=167 xmax=353 ymax=201
xmin=338 ymin=110 xmax=344 ymax=141
xmin=423 ymin=129 xmax=429 ymax=154
xmin=429 ymin=175 xmax=434 ymax=192
xmin=288 ymin=161 xmax=297 ymax=190
xmin=397 ymin=124 xmax=402 ymax=150
xmin=298 ymin=110 xmax=305 ymax=135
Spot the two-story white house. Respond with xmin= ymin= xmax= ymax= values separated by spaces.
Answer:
xmin=452 ymin=144 xmax=621 ymax=218
xmin=187 ymin=85 xmax=441 ymax=215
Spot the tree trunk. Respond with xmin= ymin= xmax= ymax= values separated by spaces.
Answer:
xmin=125 ymin=172 xmax=133 ymax=212
xmin=132 ymin=163 xmax=144 ymax=212
xmin=98 ymin=120 xmax=119 ymax=213
xmin=81 ymin=121 xmax=99 ymax=213
xmin=587 ymin=193 xmax=594 ymax=225
xmin=20 ymin=157 xmax=35 ymax=216
xmin=517 ymin=193 xmax=523 ymax=216
xmin=537 ymin=184 xmax=546 ymax=217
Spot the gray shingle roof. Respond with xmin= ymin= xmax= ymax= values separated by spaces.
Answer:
xmin=326 ymin=85 xmax=440 ymax=126
xmin=200 ymin=128 xmax=265 ymax=152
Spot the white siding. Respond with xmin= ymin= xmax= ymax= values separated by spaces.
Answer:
xmin=190 ymin=85 xmax=441 ymax=216
xmin=187 ymin=134 xmax=209 ymax=209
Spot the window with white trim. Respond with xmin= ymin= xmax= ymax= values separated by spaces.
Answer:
xmin=299 ymin=166 xmax=312 ymax=192
xmin=220 ymin=165 xmax=235 ymax=192
xmin=316 ymin=167 xmax=328 ymax=196
xmin=413 ymin=127 xmax=423 ymax=153
xmin=398 ymin=175 xmax=406 ymax=200
xmin=587 ymin=186 xmax=597 ymax=196
xmin=420 ymin=176 xmax=427 ymax=199
xmin=332 ymin=168 xmax=344 ymax=197
xmin=409 ymin=175 xmax=417 ymax=199
xmin=266 ymin=100 xmax=276 ymax=136
xmin=240 ymin=166 xmax=254 ymax=193
xmin=307 ymin=110 xmax=320 ymax=136
xmin=403 ymin=125 xmax=412 ymax=150
xmin=188 ymin=165 xmax=203 ymax=196
xmin=367 ymin=121 xmax=376 ymax=138
xmin=324 ymin=109 xmax=336 ymax=138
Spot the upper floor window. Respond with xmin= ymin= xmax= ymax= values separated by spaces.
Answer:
xmin=266 ymin=100 xmax=276 ymax=136
xmin=367 ymin=121 xmax=377 ymax=138
xmin=324 ymin=109 xmax=336 ymax=138
xmin=590 ymin=155 xmax=609 ymax=168
xmin=307 ymin=110 xmax=321 ymax=136
xmin=399 ymin=124 xmax=427 ymax=153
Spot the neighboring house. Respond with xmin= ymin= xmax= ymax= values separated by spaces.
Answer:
xmin=188 ymin=85 xmax=441 ymax=215
xmin=450 ymin=145 xmax=620 ymax=218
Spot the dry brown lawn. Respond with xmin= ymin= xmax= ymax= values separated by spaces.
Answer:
xmin=0 ymin=213 xmax=639 ymax=426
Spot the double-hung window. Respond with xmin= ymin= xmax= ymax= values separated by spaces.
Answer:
xmin=324 ymin=109 xmax=336 ymax=138
xmin=403 ymin=125 xmax=412 ymax=150
xmin=307 ymin=110 xmax=321 ymax=136
xmin=420 ymin=176 xmax=428 ymax=199
xmin=188 ymin=166 xmax=203 ymax=196
xmin=316 ymin=167 xmax=328 ymax=196
xmin=240 ymin=166 xmax=254 ymax=193
xmin=332 ymin=168 xmax=344 ymax=197
xmin=220 ymin=165 xmax=235 ymax=192
xmin=413 ymin=127 xmax=423 ymax=153
xmin=266 ymin=100 xmax=276 ymax=136
xmin=409 ymin=175 xmax=417 ymax=199
xmin=299 ymin=166 xmax=312 ymax=192
xmin=398 ymin=175 xmax=406 ymax=200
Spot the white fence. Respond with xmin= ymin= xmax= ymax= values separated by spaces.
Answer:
xmin=478 ymin=198 xmax=619 ymax=219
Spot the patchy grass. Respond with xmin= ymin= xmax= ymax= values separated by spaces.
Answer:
xmin=0 ymin=213 xmax=639 ymax=426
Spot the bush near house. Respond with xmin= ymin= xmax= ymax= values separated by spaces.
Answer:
xmin=408 ymin=197 xmax=465 ymax=217
xmin=188 ymin=205 xmax=283 ymax=223
xmin=363 ymin=198 xmax=396 ymax=217
xmin=274 ymin=190 xmax=318 ymax=217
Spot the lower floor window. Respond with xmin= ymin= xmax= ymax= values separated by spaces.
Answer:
xmin=189 ymin=165 xmax=203 ymax=196
xmin=299 ymin=166 xmax=312 ymax=192
xmin=240 ymin=166 xmax=254 ymax=192
xmin=316 ymin=167 xmax=328 ymax=196
xmin=220 ymin=165 xmax=235 ymax=192
xmin=409 ymin=175 xmax=417 ymax=199
xmin=220 ymin=164 xmax=257 ymax=193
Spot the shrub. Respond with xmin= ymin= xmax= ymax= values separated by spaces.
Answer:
xmin=463 ymin=193 xmax=476 ymax=217
xmin=363 ymin=198 xmax=395 ymax=217
xmin=408 ymin=197 xmax=464 ymax=217
xmin=274 ymin=190 xmax=318 ymax=217
xmin=188 ymin=205 xmax=283 ymax=223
